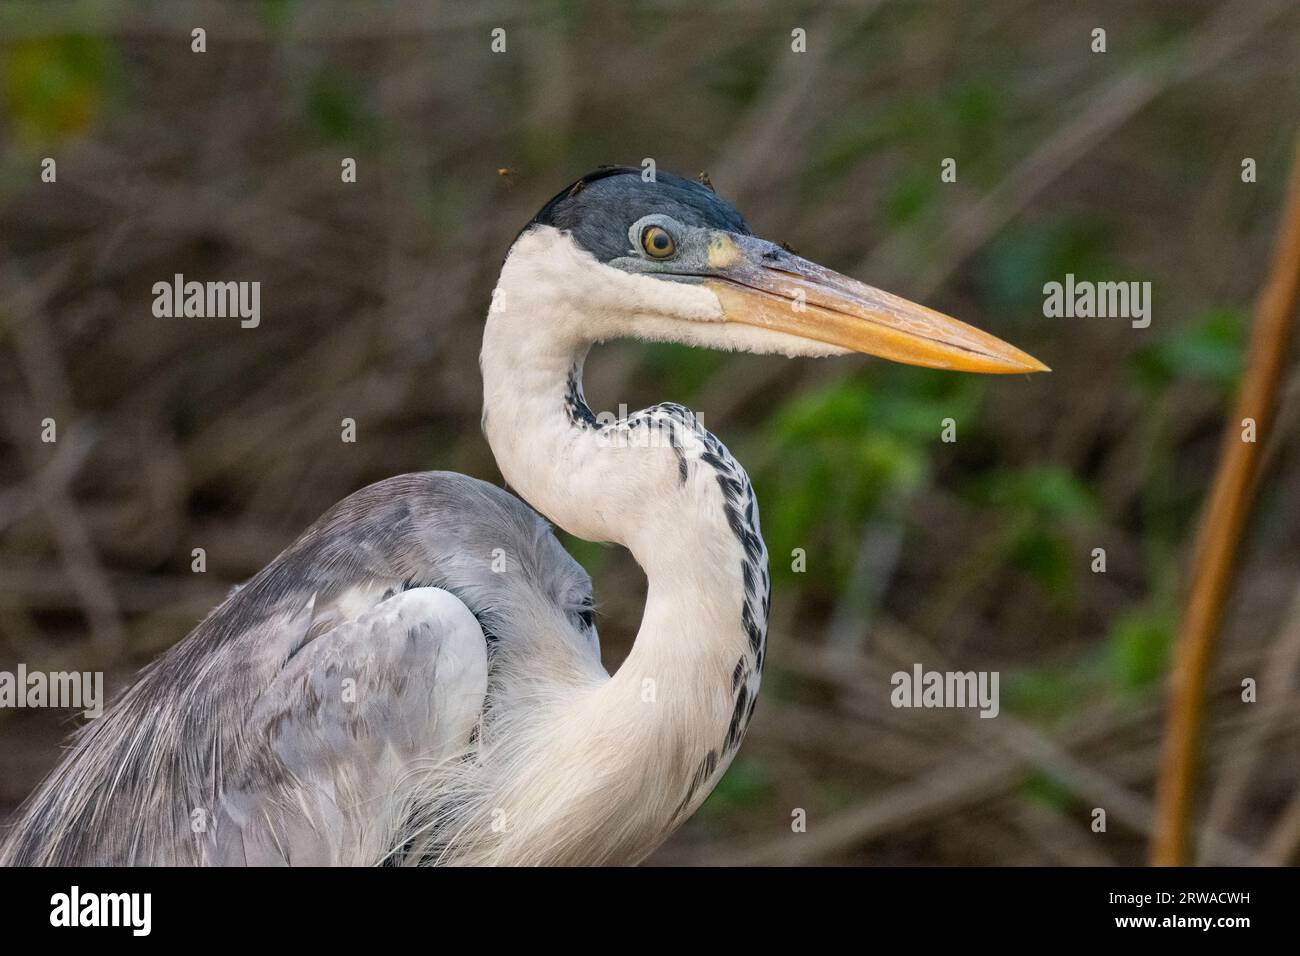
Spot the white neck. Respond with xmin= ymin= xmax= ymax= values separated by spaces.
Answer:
xmin=475 ymin=228 xmax=768 ymax=863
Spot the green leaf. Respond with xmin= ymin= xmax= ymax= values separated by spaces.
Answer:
xmin=641 ymin=342 xmax=725 ymax=396
xmin=1023 ymin=770 xmax=1073 ymax=810
xmin=1003 ymin=658 xmax=1107 ymax=721
xmin=306 ymin=69 xmax=366 ymax=142
xmin=981 ymin=220 xmax=1112 ymax=315
xmin=696 ymin=757 xmax=774 ymax=817
xmin=883 ymin=169 xmax=935 ymax=227
xmin=4 ymin=35 xmax=113 ymax=145
xmin=980 ymin=466 xmax=1099 ymax=523
xmin=1131 ymin=307 xmax=1244 ymax=392
xmin=1008 ymin=527 xmax=1075 ymax=596
xmin=1107 ymin=604 xmax=1173 ymax=691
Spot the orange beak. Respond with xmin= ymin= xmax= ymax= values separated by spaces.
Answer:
xmin=701 ymin=233 xmax=1048 ymax=374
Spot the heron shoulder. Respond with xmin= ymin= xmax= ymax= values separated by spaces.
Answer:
xmin=212 ymin=586 xmax=488 ymax=865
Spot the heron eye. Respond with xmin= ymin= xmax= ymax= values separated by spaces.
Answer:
xmin=641 ymin=225 xmax=676 ymax=259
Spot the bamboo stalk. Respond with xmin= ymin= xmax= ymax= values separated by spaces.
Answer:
xmin=1151 ymin=135 xmax=1300 ymax=866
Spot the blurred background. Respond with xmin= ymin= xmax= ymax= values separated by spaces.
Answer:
xmin=1 ymin=0 xmax=1298 ymax=865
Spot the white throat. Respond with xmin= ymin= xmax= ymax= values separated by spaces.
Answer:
xmin=476 ymin=226 xmax=769 ymax=862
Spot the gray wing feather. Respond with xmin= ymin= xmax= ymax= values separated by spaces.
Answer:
xmin=0 ymin=472 xmax=595 ymax=866
xmin=208 ymin=587 xmax=487 ymax=866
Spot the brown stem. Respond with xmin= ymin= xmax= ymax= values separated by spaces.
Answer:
xmin=1151 ymin=135 xmax=1300 ymax=865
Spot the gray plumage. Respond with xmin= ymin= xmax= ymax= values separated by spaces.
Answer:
xmin=0 ymin=472 xmax=599 ymax=865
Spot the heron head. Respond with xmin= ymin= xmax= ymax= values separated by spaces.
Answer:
xmin=507 ymin=166 xmax=1046 ymax=374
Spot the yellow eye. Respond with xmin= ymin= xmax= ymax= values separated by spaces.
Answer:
xmin=641 ymin=225 xmax=676 ymax=258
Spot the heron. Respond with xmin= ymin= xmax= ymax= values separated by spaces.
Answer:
xmin=0 ymin=167 xmax=1046 ymax=866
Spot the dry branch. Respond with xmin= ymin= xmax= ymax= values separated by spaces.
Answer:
xmin=1151 ymin=135 xmax=1300 ymax=866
